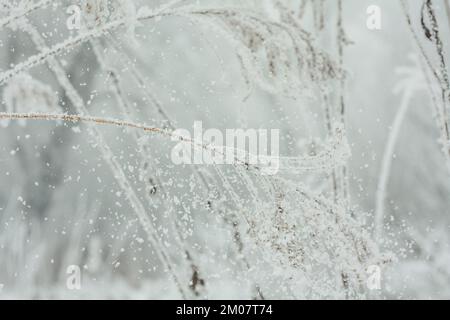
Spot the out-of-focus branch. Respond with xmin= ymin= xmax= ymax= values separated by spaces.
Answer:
xmin=400 ymin=0 xmax=450 ymax=168
xmin=444 ymin=0 xmax=450 ymax=31
xmin=0 ymin=0 xmax=52 ymax=29
xmin=375 ymin=87 xmax=414 ymax=243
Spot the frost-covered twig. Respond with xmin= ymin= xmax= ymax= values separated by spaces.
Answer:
xmin=18 ymin=19 xmax=190 ymax=298
xmin=0 ymin=4 xmax=338 ymax=101
xmin=0 ymin=0 xmax=52 ymax=29
xmin=0 ymin=112 xmax=165 ymax=132
xmin=0 ymin=110 xmax=348 ymax=178
xmin=90 ymin=38 xmax=207 ymax=297
xmin=336 ymin=0 xmax=350 ymax=204
xmin=0 ymin=4 xmax=195 ymax=86
xmin=400 ymin=0 xmax=450 ymax=169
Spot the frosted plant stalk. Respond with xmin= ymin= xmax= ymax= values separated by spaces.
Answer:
xmin=374 ymin=86 xmax=413 ymax=243
xmin=18 ymin=21 xmax=189 ymax=298
xmin=0 ymin=0 xmax=52 ymax=29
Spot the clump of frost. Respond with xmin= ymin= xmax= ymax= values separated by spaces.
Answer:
xmin=246 ymin=179 xmax=388 ymax=298
xmin=176 ymin=6 xmax=339 ymax=100
xmin=81 ymin=0 xmax=110 ymax=29
xmin=79 ymin=0 xmax=140 ymax=45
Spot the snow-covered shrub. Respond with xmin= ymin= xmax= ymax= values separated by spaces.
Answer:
xmin=0 ymin=0 xmax=448 ymax=300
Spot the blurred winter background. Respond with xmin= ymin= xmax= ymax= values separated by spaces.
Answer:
xmin=0 ymin=0 xmax=449 ymax=299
